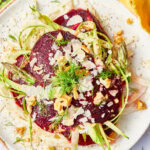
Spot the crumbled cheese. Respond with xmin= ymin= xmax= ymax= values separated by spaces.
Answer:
xmin=33 ymin=64 xmax=43 ymax=71
xmin=91 ymin=118 xmax=95 ymax=123
xmin=80 ymin=100 xmax=88 ymax=106
xmin=67 ymin=15 xmax=83 ymax=26
xmin=107 ymin=101 xmax=113 ymax=107
xmin=43 ymin=74 xmax=50 ymax=81
xmin=21 ymin=85 xmax=49 ymax=100
xmin=101 ymin=113 xmax=105 ymax=118
xmin=78 ymin=93 xmax=86 ymax=100
xmin=49 ymin=53 xmax=53 ymax=57
xmin=49 ymin=50 xmax=63 ymax=66
xmin=64 ymin=15 xmax=69 ymax=20
xmin=96 ymin=80 xmax=100 ymax=85
xmin=84 ymin=110 xmax=91 ymax=118
xmin=108 ymin=50 xmax=112 ymax=55
xmin=62 ymin=118 xmax=74 ymax=126
xmin=30 ymin=57 xmax=37 ymax=68
xmin=100 ymin=78 xmax=111 ymax=88
xmin=94 ymin=56 xmax=104 ymax=66
xmin=32 ymin=112 xmax=37 ymax=121
xmin=91 ymin=69 xmax=98 ymax=77
xmin=82 ymin=60 xmax=96 ymax=70
xmin=79 ymin=117 xmax=88 ymax=123
xmin=73 ymin=107 xmax=84 ymax=119
xmin=111 ymin=109 xmax=114 ymax=113
xmin=43 ymin=100 xmax=53 ymax=105
xmin=109 ymin=90 xmax=118 ymax=97
xmin=86 ymin=91 xmax=91 ymax=97
xmin=97 ymin=66 xmax=103 ymax=73
xmin=51 ymin=42 xmax=59 ymax=50
xmin=79 ymin=76 xmax=93 ymax=92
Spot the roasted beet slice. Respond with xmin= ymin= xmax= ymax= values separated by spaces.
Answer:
xmin=54 ymin=9 xmax=104 ymax=32
xmin=24 ymin=30 xmax=78 ymax=86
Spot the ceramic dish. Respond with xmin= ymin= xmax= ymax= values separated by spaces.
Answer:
xmin=0 ymin=0 xmax=150 ymax=150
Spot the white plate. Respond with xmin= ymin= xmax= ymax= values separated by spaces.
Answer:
xmin=0 ymin=0 xmax=150 ymax=150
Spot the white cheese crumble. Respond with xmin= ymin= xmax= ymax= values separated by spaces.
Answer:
xmin=108 ymin=50 xmax=112 ymax=54
xmin=91 ymin=69 xmax=98 ymax=77
xmin=71 ymin=39 xmax=85 ymax=62
xmin=78 ymin=93 xmax=86 ymax=100
xmin=96 ymin=80 xmax=100 ymax=85
xmin=79 ymin=117 xmax=88 ymax=123
xmin=91 ymin=118 xmax=95 ymax=123
xmin=82 ymin=60 xmax=96 ymax=70
xmin=49 ymin=50 xmax=63 ymax=66
xmin=84 ymin=110 xmax=91 ymax=118
xmin=21 ymin=85 xmax=49 ymax=100
xmin=67 ymin=15 xmax=83 ymax=26
xmin=80 ymin=100 xmax=88 ymax=106
xmin=109 ymin=90 xmax=118 ymax=97
xmin=51 ymin=42 xmax=59 ymax=50
xmin=73 ymin=107 xmax=84 ymax=119
xmin=30 ymin=57 xmax=37 ymax=68
xmin=32 ymin=112 xmax=37 ymax=121
xmin=101 ymin=113 xmax=105 ymax=118
xmin=107 ymin=101 xmax=113 ymax=107
xmin=79 ymin=75 xmax=94 ymax=93
xmin=97 ymin=66 xmax=103 ymax=73
xmin=87 ymin=91 xmax=91 ymax=97
xmin=64 ymin=15 xmax=69 ymax=20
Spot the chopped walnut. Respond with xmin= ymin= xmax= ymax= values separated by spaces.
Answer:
xmin=114 ymin=35 xmax=124 ymax=44
xmin=64 ymin=148 xmax=71 ymax=150
xmin=54 ymin=94 xmax=72 ymax=114
xmin=116 ymin=30 xmax=124 ymax=36
xmin=126 ymin=18 xmax=133 ymax=24
xmin=81 ymin=45 xmax=91 ymax=53
xmin=57 ymin=56 xmax=67 ymax=66
xmin=128 ymin=49 xmax=134 ymax=57
xmin=94 ymin=92 xmax=105 ymax=105
xmin=73 ymin=85 xmax=79 ymax=100
xmin=16 ymin=126 xmax=26 ymax=136
xmin=48 ymin=147 xmax=56 ymax=150
xmin=27 ymin=96 xmax=37 ymax=114
xmin=100 ymin=78 xmax=111 ymax=89
xmin=137 ymin=100 xmax=147 ymax=110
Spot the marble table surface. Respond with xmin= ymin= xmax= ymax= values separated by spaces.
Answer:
xmin=132 ymin=125 xmax=150 ymax=150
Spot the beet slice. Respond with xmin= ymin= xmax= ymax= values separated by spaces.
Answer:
xmin=54 ymin=9 xmax=104 ymax=32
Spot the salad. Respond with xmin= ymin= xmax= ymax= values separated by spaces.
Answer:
xmin=0 ymin=0 xmax=147 ymax=150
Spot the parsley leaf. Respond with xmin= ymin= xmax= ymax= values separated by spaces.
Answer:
xmin=97 ymin=70 xmax=113 ymax=79
xmin=56 ymin=40 xmax=70 ymax=46
xmin=13 ymin=137 xmax=24 ymax=144
xmin=51 ymin=63 xmax=83 ymax=95
xmin=9 ymin=34 xmax=17 ymax=41
xmin=51 ymin=109 xmax=68 ymax=130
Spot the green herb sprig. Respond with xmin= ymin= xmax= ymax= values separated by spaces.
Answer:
xmin=51 ymin=109 xmax=68 ymax=130
xmin=97 ymin=70 xmax=113 ymax=79
xmin=51 ymin=63 xmax=83 ymax=95
xmin=13 ymin=137 xmax=24 ymax=144
xmin=9 ymin=34 xmax=17 ymax=41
